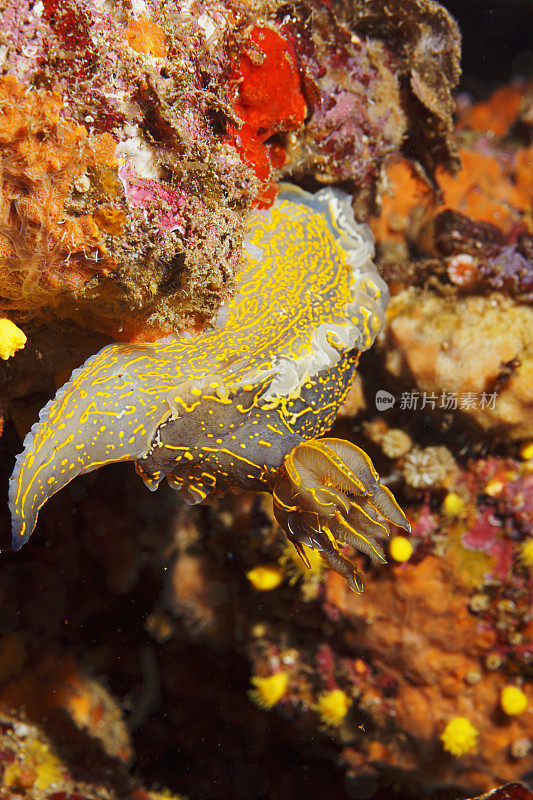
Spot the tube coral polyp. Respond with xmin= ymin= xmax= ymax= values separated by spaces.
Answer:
xmin=440 ymin=717 xmax=479 ymax=756
xmin=228 ymin=26 xmax=306 ymax=207
xmin=500 ymin=685 xmax=528 ymax=716
xmin=248 ymin=672 xmax=289 ymax=709
xmin=313 ymin=689 xmax=352 ymax=727
xmin=519 ymin=538 xmax=533 ymax=568
xmin=246 ymin=564 xmax=284 ymax=591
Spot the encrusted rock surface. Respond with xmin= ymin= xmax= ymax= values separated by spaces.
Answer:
xmin=383 ymin=290 xmax=533 ymax=439
xmin=0 ymin=0 xmax=460 ymax=400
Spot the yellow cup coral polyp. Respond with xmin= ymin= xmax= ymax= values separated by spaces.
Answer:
xmin=313 ymin=689 xmax=352 ymax=727
xmin=500 ymin=685 xmax=528 ymax=716
xmin=440 ymin=716 xmax=479 ymax=756
xmin=519 ymin=538 xmax=533 ymax=569
xmin=248 ymin=672 xmax=289 ymax=710
xmin=246 ymin=565 xmax=284 ymax=591
xmin=518 ymin=442 xmax=533 ymax=461
xmin=442 ymin=492 xmax=466 ymax=517
xmin=279 ymin=541 xmax=325 ymax=585
xmin=389 ymin=535 xmax=413 ymax=563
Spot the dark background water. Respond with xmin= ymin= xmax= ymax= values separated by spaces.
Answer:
xmin=444 ymin=0 xmax=532 ymax=93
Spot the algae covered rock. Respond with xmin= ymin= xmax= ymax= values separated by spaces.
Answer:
xmin=383 ymin=290 xmax=533 ymax=439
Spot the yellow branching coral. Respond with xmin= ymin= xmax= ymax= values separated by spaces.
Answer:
xmin=3 ymin=739 xmax=64 ymax=790
xmin=313 ymin=689 xmax=352 ymax=727
xmin=440 ymin=716 xmax=479 ymax=756
xmin=0 ymin=318 xmax=26 ymax=359
xmin=147 ymin=790 xmax=186 ymax=800
xmin=246 ymin=565 xmax=284 ymax=591
xmin=500 ymin=685 xmax=528 ymax=716
xmin=248 ymin=672 xmax=289 ymax=709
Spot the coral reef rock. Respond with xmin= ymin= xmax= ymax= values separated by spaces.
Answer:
xmin=383 ymin=290 xmax=533 ymax=439
xmin=0 ymin=0 xmax=459 ymax=400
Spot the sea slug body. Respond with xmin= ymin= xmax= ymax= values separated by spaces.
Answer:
xmin=9 ymin=185 xmax=409 ymax=590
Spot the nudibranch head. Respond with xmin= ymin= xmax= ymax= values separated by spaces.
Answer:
xmin=8 ymin=184 xmax=405 ymax=589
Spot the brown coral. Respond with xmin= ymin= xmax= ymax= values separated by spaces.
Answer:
xmin=371 ymin=78 xmax=533 ymax=262
xmin=372 ymin=146 xmax=531 ymax=260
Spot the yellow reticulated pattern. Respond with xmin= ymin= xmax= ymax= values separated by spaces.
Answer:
xmin=9 ymin=184 xmax=387 ymax=547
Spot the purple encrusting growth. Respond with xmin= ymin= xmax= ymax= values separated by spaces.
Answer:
xmin=280 ymin=11 xmax=406 ymax=190
xmin=303 ymin=43 xmax=403 ymax=184
xmin=0 ymin=0 xmax=48 ymax=82
xmin=480 ymin=243 xmax=533 ymax=301
xmin=499 ymin=472 xmax=533 ymax=533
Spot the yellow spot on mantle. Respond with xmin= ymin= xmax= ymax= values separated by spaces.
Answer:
xmin=0 ymin=318 xmax=26 ymax=360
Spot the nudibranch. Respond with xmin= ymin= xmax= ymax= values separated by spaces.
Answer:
xmin=9 ymin=185 xmax=409 ymax=591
